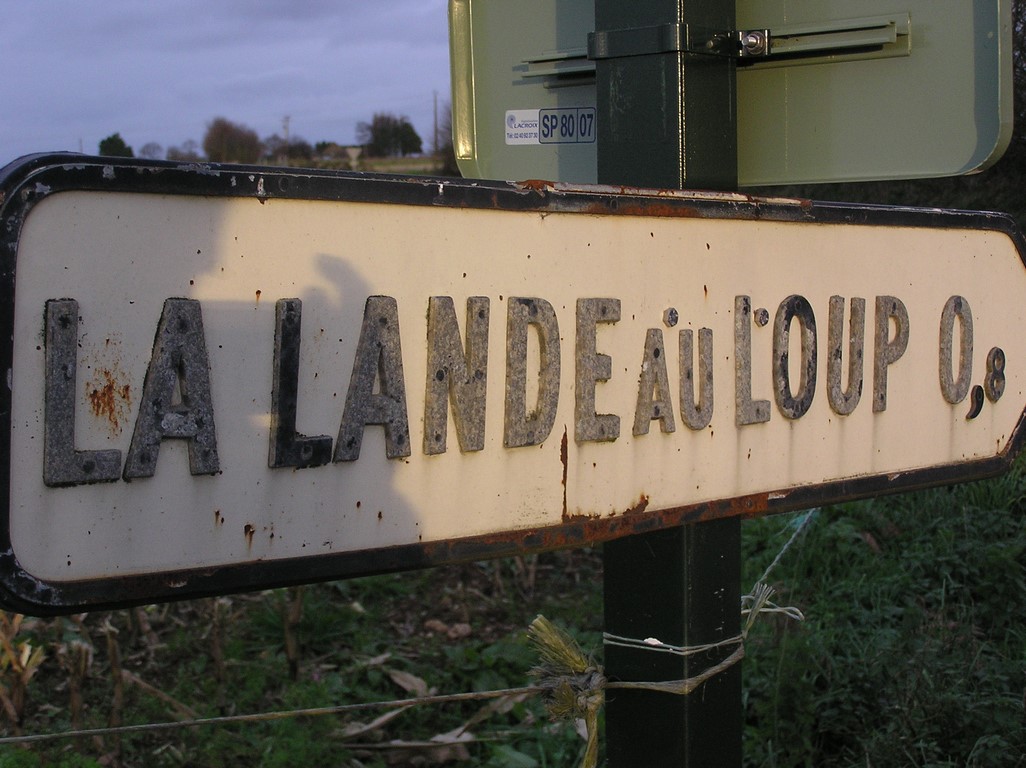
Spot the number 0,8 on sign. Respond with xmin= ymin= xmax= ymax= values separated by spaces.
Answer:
xmin=1 ymin=155 xmax=1025 ymax=614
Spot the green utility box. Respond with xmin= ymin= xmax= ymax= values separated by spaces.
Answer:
xmin=449 ymin=0 xmax=1012 ymax=186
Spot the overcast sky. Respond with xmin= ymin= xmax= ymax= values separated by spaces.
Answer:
xmin=1 ymin=1 xmax=452 ymax=161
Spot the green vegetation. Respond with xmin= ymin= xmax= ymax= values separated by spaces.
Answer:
xmin=0 ymin=465 xmax=1022 ymax=765
xmin=0 ymin=552 xmax=603 ymax=766
xmin=97 ymin=133 xmax=134 ymax=159
xmin=356 ymin=113 xmax=423 ymax=158
xmin=743 ymin=469 xmax=1026 ymax=767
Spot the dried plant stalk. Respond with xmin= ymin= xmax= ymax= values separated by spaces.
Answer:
xmin=527 ymin=616 xmax=604 ymax=768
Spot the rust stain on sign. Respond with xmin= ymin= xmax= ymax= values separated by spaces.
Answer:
xmin=623 ymin=494 xmax=650 ymax=516
xmin=516 ymin=179 xmax=555 ymax=195
xmin=613 ymin=203 xmax=703 ymax=218
xmin=86 ymin=369 xmax=131 ymax=436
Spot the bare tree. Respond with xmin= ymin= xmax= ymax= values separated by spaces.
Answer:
xmin=139 ymin=142 xmax=164 ymax=160
xmin=203 ymin=117 xmax=262 ymax=163
xmin=167 ymin=140 xmax=201 ymax=162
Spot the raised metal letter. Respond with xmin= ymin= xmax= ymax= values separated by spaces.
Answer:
xmin=424 ymin=296 xmax=489 ymax=454
xmin=873 ymin=295 xmax=910 ymax=413
xmin=735 ymin=296 xmax=770 ymax=426
xmin=504 ymin=297 xmax=561 ymax=448
xmin=269 ymin=299 xmax=333 ymax=468
xmin=335 ymin=296 xmax=411 ymax=461
xmin=826 ymin=296 xmax=865 ymax=416
xmin=43 ymin=299 xmax=122 ymax=486
xmin=575 ymin=298 xmax=621 ymax=442
xmin=123 ymin=299 xmax=220 ymax=479
xmin=679 ymin=327 xmax=713 ymax=430
xmin=633 ymin=329 xmax=675 ymax=436
xmin=772 ymin=295 xmax=817 ymax=420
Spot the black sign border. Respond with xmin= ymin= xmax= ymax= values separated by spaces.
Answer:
xmin=1 ymin=153 xmax=1024 ymax=615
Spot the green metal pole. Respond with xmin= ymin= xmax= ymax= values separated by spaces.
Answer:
xmin=594 ymin=0 xmax=737 ymax=190
xmin=595 ymin=1 xmax=742 ymax=765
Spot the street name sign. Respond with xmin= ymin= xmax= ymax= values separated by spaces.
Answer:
xmin=2 ymin=154 xmax=1025 ymax=614
xmin=449 ymin=0 xmax=1012 ymax=185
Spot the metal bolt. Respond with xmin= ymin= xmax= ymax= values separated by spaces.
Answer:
xmin=663 ymin=307 xmax=679 ymax=328
xmin=741 ymin=30 xmax=768 ymax=57
xmin=754 ymin=308 xmax=770 ymax=327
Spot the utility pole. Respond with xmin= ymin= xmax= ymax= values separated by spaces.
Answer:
xmin=282 ymin=115 xmax=291 ymax=165
xmin=433 ymin=90 xmax=439 ymax=155
xmin=594 ymin=1 xmax=742 ymax=765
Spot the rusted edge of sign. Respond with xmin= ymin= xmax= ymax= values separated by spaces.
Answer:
xmin=1 ymin=153 xmax=1024 ymax=615
xmin=0 ymin=455 xmax=1016 ymax=615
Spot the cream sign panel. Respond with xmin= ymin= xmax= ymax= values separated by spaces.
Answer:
xmin=2 ymin=156 xmax=1024 ymax=612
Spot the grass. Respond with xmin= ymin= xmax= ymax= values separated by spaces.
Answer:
xmin=0 ymin=465 xmax=1023 ymax=766
xmin=0 ymin=552 xmax=603 ymax=767
xmin=742 ymin=462 xmax=1026 ymax=767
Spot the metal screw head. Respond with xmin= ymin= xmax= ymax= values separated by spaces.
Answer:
xmin=754 ymin=308 xmax=770 ymax=327
xmin=663 ymin=307 xmax=679 ymax=328
xmin=741 ymin=30 xmax=768 ymax=56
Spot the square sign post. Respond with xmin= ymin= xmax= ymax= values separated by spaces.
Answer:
xmin=594 ymin=0 xmax=743 ymax=766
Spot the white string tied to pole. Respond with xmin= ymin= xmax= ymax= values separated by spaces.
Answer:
xmin=601 ymin=508 xmax=817 ymax=663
